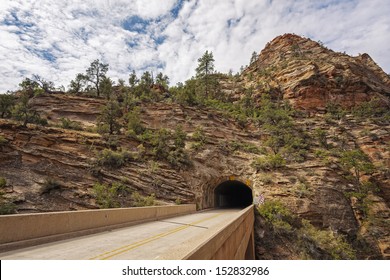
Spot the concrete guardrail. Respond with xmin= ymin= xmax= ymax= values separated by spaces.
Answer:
xmin=0 ymin=204 xmax=196 ymax=252
xmin=183 ymin=205 xmax=255 ymax=260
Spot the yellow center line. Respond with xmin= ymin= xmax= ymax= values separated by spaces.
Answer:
xmin=89 ymin=212 xmax=225 ymax=260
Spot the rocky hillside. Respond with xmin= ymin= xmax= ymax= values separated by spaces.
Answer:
xmin=0 ymin=34 xmax=389 ymax=259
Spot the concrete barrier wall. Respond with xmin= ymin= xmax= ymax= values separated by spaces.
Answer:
xmin=0 ymin=204 xmax=196 ymax=250
xmin=183 ymin=205 xmax=255 ymax=260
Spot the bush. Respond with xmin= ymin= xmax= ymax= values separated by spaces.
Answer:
xmin=151 ymin=129 xmax=171 ymax=160
xmin=298 ymin=220 xmax=356 ymax=260
xmin=60 ymin=117 xmax=82 ymax=130
xmin=258 ymin=200 xmax=356 ymax=259
xmin=251 ymin=153 xmax=286 ymax=171
xmin=259 ymin=174 xmax=273 ymax=184
xmin=192 ymin=126 xmax=206 ymax=144
xmin=95 ymin=149 xmax=134 ymax=169
xmin=175 ymin=198 xmax=182 ymax=205
xmin=0 ymin=136 xmax=7 ymax=146
xmin=0 ymin=201 xmax=17 ymax=215
xmin=229 ymin=140 xmax=263 ymax=154
xmin=351 ymin=99 xmax=389 ymax=120
xmin=191 ymin=126 xmax=206 ymax=150
xmin=173 ymin=125 xmax=187 ymax=149
xmin=167 ymin=148 xmax=191 ymax=168
xmin=258 ymin=200 xmax=295 ymax=234
xmin=93 ymin=182 xmax=121 ymax=208
xmin=314 ymin=128 xmax=328 ymax=148
xmin=126 ymin=107 xmax=144 ymax=136
xmin=325 ymin=102 xmax=346 ymax=120
xmin=131 ymin=191 xmax=156 ymax=207
xmin=0 ymin=94 xmax=15 ymax=118
xmin=340 ymin=149 xmax=374 ymax=187
xmin=0 ymin=177 xmax=6 ymax=188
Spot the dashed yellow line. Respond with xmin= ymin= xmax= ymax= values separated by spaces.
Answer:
xmin=89 ymin=212 xmax=225 ymax=260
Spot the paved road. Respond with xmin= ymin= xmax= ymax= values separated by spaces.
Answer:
xmin=0 ymin=209 xmax=243 ymax=260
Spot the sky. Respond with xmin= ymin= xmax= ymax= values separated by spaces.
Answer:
xmin=0 ymin=0 xmax=389 ymax=92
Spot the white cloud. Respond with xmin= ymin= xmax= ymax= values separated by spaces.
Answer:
xmin=0 ymin=0 xmax=389 ymax=92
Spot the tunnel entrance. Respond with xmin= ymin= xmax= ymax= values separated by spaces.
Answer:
xmin=214 ymin=180 xmax=253 ymax=208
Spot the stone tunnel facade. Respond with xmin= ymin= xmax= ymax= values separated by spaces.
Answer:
xmin=200 ymin=176 xmax=253 ymax=209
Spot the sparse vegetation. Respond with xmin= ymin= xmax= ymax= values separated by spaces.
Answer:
xmin=93 ymin=182 xmax=121 ymax=208
xmin=251 ymin=153 xmax=286 ymax=171
xmin=126 ymin=106 xmax=144 ymax=136
xmin=0 ymin=94 xmax=15 ymax=118
xmin=131 ymin=191 xmax=156 ymax=207
xmin=60 ymin=117 xmax=82 ymax=130
xmin=0 ymin=201 xmax=17 ymax=215
xmin=12 ymin=91 xmax=47 ymax=127
xmin=0 ymin=136 xmax=8 ymax=146
xmin=191 ymin=126 xmax=206 ymax=150
xmin=0 ymin=177 xmax=7 ymax=188
xmin=258 ymin=200 xmax=356 ymax=259
xmin=95 ymin=148 xmax=134 ymax=169
xmin=340 ymin=149 xmax=375 ymax=188
xmin=96 ymin=100 xmax=122 ymax=135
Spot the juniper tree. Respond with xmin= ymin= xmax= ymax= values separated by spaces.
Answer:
xmin=68 ymin=73 xmax=87 ymax=94
xmin=86 ymin=59 xmax=109 ymax=97
xmin=100 ymin=76 xmax=114 ymax=100
xmin=97 ymin=100 xmax=122 ymax=135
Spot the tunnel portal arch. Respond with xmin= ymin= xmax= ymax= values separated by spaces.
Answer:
xmin=214 ymin=180 xmax=253 ymax=208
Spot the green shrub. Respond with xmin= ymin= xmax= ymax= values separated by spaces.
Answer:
xmin=299 ymin=220 xmax=356 ymax=260
xmin=258 ymin=200 xmax=295 ymax=234
xmin=0 ymin=94 xmax=15 ymax=119
xmin=251 ymin=153 xmax=286 ymax=171
xmin=167 ymin=148 xmax=191 ymax=168
xmin=259 ymin=174 xmax=273 ymax=184
xmin=229 ymin=140 xmax=263 ymax=154
xmin=60 ymin=117 xmax=83 ymax=130
xmin=95 ymin=149 xmax=134 ymax=169
xmin=173 ymin=125 xmax=187 ymax=149
xmin=314 ymin=128 xmax=328 ymax=147
xmin=325 ymin=102 xmax=346 ymax=120
xmin=131 ymin=191 xmax=156 ymax=207
xmin=192 ymin=126 xmax=206 ymax=145
xmin=147 ymin=129 xmax=171 ymax=160
xmin=0 ymin=177 xmax=6 ymax=188
xmin=259 ymin=200 xmax=356 ymax=259
xmin=93 ymin=182 xmax=121 ymax=208
xmin=340 ymin=149 xmax=374 ymax=187
xmin=0 ymin=136 xmax=8 ymax=146
xmin=126 ymin=107 xmax=144 ymax=136
xmin=175 ymin=198 xmax=182 ymax=205
xmin=351 ymin=99 xmax=389 ymax=120
xmin=0 ymin=201 xmax=17 ymax=215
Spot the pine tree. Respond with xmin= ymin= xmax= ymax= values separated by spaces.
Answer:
xmin=250 ymin=51 xmax=258 ymax=65
xmin=196 ymin=50 xmax=215 ymax=97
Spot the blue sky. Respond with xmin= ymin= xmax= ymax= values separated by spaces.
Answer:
xmin=0 ymin=0 xmax=389 ymax=92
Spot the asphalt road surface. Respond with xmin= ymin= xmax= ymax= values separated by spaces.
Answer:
xmin=0 ymin=208 xmax=243 ymax=260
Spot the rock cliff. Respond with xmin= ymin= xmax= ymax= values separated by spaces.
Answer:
xmin=0 ymin=34 xmax=389 ymax=259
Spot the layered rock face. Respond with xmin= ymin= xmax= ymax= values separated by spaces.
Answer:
xmin=0 ymin=34 xmax=389 ymax=259
xmin=241 ymin=33 xmax=390 ymax=111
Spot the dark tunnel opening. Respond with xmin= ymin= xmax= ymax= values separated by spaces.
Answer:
xmin=214 ymin=180 xmax=253 ymax=208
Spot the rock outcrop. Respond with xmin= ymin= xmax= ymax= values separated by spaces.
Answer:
xmin=0 ymin=34 xmax=389 ymax=259
xmin=240 ymin=33 xmax=390 ymax=111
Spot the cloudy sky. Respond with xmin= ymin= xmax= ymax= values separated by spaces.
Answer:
xmin=0 ymin=0 xmax=389 ymax=92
